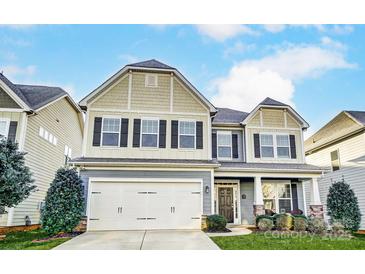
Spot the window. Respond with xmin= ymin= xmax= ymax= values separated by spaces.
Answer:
xmin=217 ymin=131 xmax=232 ymax=159
xmin=39 ymin=127 xmax=58 ymax=146
xmin=179 ymin=121 xmax=195 ymax=149
xmin=145 ymin=74 xmax=158 ymax=87
xmin=0 ymin=119 xmax=9 ymax=138
xmin=260 ymin=134 xmax=274 ymax=158
xmin=141 ymin=119 xmax=159 ymax=147
xmin=276 ymin=135 xmax=290 ymax=158
xmin=262 ymin=182 xmax=292 ymax=213
xmin=44 ymin=130 xmax=49 ymax=141
xmin=102 ymin=118 xmax=120 ymax=146
xmin=331 ymin=149 xmax=340 ymax=171
xmin=64 ymin=145 xmax=72 ymax=165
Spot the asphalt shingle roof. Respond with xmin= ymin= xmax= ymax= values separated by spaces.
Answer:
xmin=260 ymin=97 xmax=288 ymax=107
xmin=213 ymin=108 xmax=249 ymax=124
xmin=219 ymin=162 xmax=325 ymax=172
xmin=70 ymin=157 xmax=219 ymax=165
xmin=128 ymin=59 xmax=175 ymax=70
xmin=346 ymin=111 xmax=365 ymax=126
xmin=0 ymin=73 xmax=67 ymax=110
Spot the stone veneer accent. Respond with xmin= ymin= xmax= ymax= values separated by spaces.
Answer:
xmin=309 ymin=205 xmax=324 ymax=219
xmin=253 ymin=205 xmax=265 ymax=216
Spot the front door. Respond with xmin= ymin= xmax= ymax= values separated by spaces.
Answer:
xmin=218 ymin=187 xmax=234 ymax=223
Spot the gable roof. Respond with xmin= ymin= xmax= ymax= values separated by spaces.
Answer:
xmin=79 ymin=59 xmax=217 ymax=113
xmin=0 ymin=73 xmax=81 ymax=113
xmin=345 ymin=111 xmax=365 ymax=126
xmin=213 ymin=108 xmax=249 ymax=125
xmin=241 ymin=97 xmax=309 ymax=129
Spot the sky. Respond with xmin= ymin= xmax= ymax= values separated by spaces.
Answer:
xmin=0 ymin=24 xmax=364 ymax=137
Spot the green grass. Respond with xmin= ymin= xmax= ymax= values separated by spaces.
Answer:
xmin=0 ymin=230 xmax=71 ymax=250
xmin=211 ymin=232 xmax=365 ymax=250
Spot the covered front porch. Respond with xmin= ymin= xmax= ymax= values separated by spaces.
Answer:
xmin=213 ymin=171 xmax=323 ymax=225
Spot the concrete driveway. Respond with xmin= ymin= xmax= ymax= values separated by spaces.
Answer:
xmin=54 ymin=230 xmax=219 ymax=250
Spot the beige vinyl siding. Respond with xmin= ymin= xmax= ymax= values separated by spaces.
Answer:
xmin=262 ymin=109 xmax=285 ymax=128
xmin=0 ymin=87 xmax=21 ymax=109
xmin=287 ymin=114 xmax=299 ymax=128
xmin=0 ymin=111 xmax=24 ymax=142
xmin=86 ymin=110 xmax=210 ymax=160
xmin=173 ymin=79 xmax=206 ymax=113
xmin=306 ymin=132 xmax=365 ymax=229
xmin=10 ymin=98 xmax=83 ymax=226
xmin=250 ymin=112 xmax=261 ymax=126
xmin=131 ymin=72 xmax=170 ymax=112
xmin=91 ymin=76 xmax=129 ymax=109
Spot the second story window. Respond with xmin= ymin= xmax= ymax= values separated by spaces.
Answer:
xmin=179 ymin=121 xmax=195 ymax=149
xmin=217 ymin=131 xmax=232 ymax=159
xmin=276 ymin=135 xmax=290 ymax=158
xmin=102 ymin=118 xmax=120 ymax=146
xmin=260 ymin=134 xmax=274 ymax=158
xmin=331 ymin=149 xmax=340 ymax=171
xmin=141 ymin=119 xmax=159 ymax=147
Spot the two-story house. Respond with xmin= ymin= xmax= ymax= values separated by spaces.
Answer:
xmin=305 ymin=111 xmax=365 ymax=229
xmin=72 ymin=59 xmax=324 ymax=231
xmin=0 ymin=73 xmax=84 ymax=227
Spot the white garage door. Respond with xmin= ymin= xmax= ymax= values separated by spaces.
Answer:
xmin=88 ymin=181 xmax=202 ymax=231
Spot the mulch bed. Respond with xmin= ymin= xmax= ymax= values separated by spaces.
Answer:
xmin=206 ymin=228 xmax=232 ymax=233
xmin=31 ymin=232 xmax=82 ymax=243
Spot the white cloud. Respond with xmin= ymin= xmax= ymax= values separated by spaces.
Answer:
xmin=263 ymin=24 xmax=286 ymax=33
xmin=1 ymin=65 xmax=36 ymax=78
xmin=223 ymin=41 xmax=255 ymax=58
xmin=0 ymin=24 xmax=35 ymax=30
xmin=321 ymin=36 xmax=346 ymax=51
xmin=0 ymin=36 xmax=31 ymax=47
xmin=331 ymin=25 xmax=354 ymax=35
xmin=196 ymin=24 xmax=258 ymax=41
xmin=118 ymin=54 xmax=140 ymax=63
xmin=211 ymin=44 xmax=356 ymax=111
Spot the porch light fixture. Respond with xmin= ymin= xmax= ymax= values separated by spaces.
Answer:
xmin=205 ymin=186 xmax=210 ymax=194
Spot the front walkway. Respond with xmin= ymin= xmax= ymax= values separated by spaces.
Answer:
xmin=53 ymin=230 xmax=220 ymax=250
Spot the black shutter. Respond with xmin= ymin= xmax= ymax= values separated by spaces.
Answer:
xmin=133 ymin=119 xmax=141 ymax=147
xmin=289 ymin=135 xmax=297 ymax=159
xmin=291 ymin=183 xmax=299 ymax=211
xmin=120 ymin=118 xmax=129 ymax=147
xmin=92 ymin=117 xmax=102 ymax=146
xmin=7 ymin=121 xmax=18 ymax=142
xmin=196 ymin=121 xmax=203 ymax=149
xmin=212 ymin=133 xmax=217 ymax=158
xmin=232 ymin=134 xmax=239 ymax=159
xmin=159 ymin=120 xmax=166 ymax=148
xmin=253 ymin=133 xmax=260 ymax=158
xmin=171 ymin=120 xmax=178 ymax=149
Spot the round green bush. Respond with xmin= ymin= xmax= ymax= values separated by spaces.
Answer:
xmin=275 ymin=214 xmax=294 ymax=230
xmin=307 ymin=217 xmax=327 ymax=234
xmin=257 ymin=218 xmax=274 ymax=231
xmin=293 ymin=217 xmax=308 ymax=231
xmin=331 ymin=221 xmax=345 ymax=234
xmin=207 ymin=214 xmax=227 ymax=232
xmin=256 ymin=215 xmax=274 ymax=226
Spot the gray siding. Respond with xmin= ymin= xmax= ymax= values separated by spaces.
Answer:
xmin=0 ymin=87 xmax=21 ymax=108
xmin=80 ymin=169 xmax=212 ymax=215
xmin=240 ymin=181 xmax=254 ymax=224
xmin=212 ymin=129 xmax=245 ymax=162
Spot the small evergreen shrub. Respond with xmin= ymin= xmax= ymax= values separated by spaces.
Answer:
xmin=274 ymin=213 xmax=294 ymax=230
xmin=293 ymin=217 xmax=308 ymax=232
xmin=257 ymin=218 xmax=274 ymax=231
xmin=331 ymin=221 xmax=345 ymax=234
xmin=327 ymin=180 xmax=361 ymax=231
xmin=41 ymin=167 xmax=85 ymax=235
xmin=308 ymin=217 xmax=327 ymax=234
xmin=207 ymin=214 xmax=227 ymax=232
xmin=256 ymin=215 xmax=274 ymax=226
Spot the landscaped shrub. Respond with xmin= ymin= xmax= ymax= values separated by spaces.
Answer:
xmin=307 ymin=217 xmax=327 ymax=234
xmin=256 ymin=215 xmax=274 ymax=225
xmin=327 ymin=180 xmax=361 ymax=231
xmin=257 ymin=218 xmax=274 ymax=231
xmin=41 ymin=167 xmax=85 ymax=235
xmin=206 ymin=214 xmax=227 ymax=232
xmin=293 ymin=216 xmax=308 ymax=232
xmin=274 ymin=213 xmax=294 ymax=230
xmin=331 ymin=221 xmax=345 ymax=234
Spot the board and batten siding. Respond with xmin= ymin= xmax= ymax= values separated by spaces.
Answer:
xmin=305 ymin=132 xmax=365 ymax=229
xmin=10 ymin=98 xmax=83 ymax=226
xmin=212 ymin=128 xmax=245 ymax=162
xmin=80 ymin=169 xmax=213 ymax=215
xmin=0 ymin=111 xmax=24 ymax=142
xmin=0 ymin=88 xmax=21 ymax=109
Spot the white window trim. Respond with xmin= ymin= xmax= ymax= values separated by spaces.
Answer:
xmin=0 ymin=118 xmax=10 ymax=138
xmin=101 ymin=116 xmax=121 ymax=147
xmin=145 ymin=74 xmax=158 ymax=88
xmin=178 ymin=119 xmax=196 ymax=150
xmin=263 ymin=182 xmax=293 ymax=213
xmin=259 ymin=133 xmax=291 ymax=159
xmin=217 ymin=131 xmax=232 ymax=160
xmin=140 ymin=117 xmax=159 ymax=148
xmin=331 ymin=149 xmax=341 ymax=171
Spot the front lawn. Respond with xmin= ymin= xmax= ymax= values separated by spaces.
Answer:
xmin=0 ymin=230 xmax=71 ymax=250
xmin=211 ymin=232 xmax=365 ymax=250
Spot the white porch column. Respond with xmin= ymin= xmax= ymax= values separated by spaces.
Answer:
xmin=309 ymin=177 xmax=324 ymax=218
xmin=253 ymin=176 xmax=265 ymax=216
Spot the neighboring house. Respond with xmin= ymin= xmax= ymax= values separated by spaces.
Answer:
xmin=0 ymin=73 xmax=84 ymax=227
xmin=305 ymin=111 xmax=365 ymax=229
xmin=72 ymin=59 xmax=324 ymax=231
